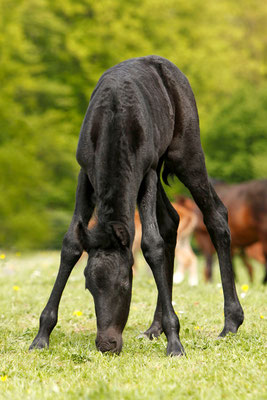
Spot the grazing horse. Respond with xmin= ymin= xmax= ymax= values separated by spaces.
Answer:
xmin=29 ymin=56 xmax=243 ymax=356
xmin=194 ymin=179 xmax=267 ymax=283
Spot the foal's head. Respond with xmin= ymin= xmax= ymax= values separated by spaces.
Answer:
xmin=77 ymin=221 xmax=133 ymax=354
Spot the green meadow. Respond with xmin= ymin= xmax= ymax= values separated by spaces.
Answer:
xmin=0 ymin=251 xmax=266 ymax=399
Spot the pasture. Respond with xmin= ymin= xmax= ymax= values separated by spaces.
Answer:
xmin=0 ymin=251 xmax=266 ymax=400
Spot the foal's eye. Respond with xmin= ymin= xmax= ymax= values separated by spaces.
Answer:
xmin=120 ymin=279 xmax=130 ymax=293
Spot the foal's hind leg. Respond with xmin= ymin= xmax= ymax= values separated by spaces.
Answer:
xmin=30 ymin=170 xmax=95 ymax=349
xmin=167 ymin=139 xmax=244 ymax=336
xmin=138 ymin=171 xmax=184 ymax=355
xmin=143 ymin=181 xmax=179 ymax=340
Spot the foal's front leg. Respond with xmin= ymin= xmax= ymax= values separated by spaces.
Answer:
xmin=143 ymin=181 xmax=179 ymax=339
xmin=29 ymin=170 xmax=95 ymax=350
xmin=138 ymin=170 xmax=185 ymax=356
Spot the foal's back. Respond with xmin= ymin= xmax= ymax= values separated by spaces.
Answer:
xmin=76 ymin=55 xmax=197 ymax=179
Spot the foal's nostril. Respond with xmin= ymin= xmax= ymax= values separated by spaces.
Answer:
xmin=96 ymin=339 xmax=114 ymax=352
xmin=96 ymin=336 xmax=122 ymax=354
xmin=109 ymin=339 xmax=118 ymax=352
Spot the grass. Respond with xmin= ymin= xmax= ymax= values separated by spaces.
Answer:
xmin=0 ymin=251 xmax=266 ymax=399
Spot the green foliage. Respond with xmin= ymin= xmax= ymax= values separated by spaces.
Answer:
xmin=204 ymin=85 xmax=267 ymax=182
xmin=0 ymin=0 xmax=266 ymax=248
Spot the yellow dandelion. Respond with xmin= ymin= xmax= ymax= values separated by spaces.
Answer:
xmin=241 ymin=284 xmax=249 ymax=292
xmin=260 ymin=315 xmax=264 ymax=319
xmin=13 ymin=285 xmax=20 ymax=291
xmin=194 ymin=326 xmax=200 ymax=330
xmin=73 ymin=311 xmax=83 ymax=317
xmin=0 ymin=375 xmax=7 ymax=382
xmin=0 ymin=254 xmax=6 ymax=260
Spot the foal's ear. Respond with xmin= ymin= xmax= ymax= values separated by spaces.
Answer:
xmin=111 ymin=222 xmax=130 ymax=248
xmin=76 ymin=221 xmax=92 ymax=252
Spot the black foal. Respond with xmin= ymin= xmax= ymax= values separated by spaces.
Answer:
xmin=30 ymin=56 xmax=244 ymax=355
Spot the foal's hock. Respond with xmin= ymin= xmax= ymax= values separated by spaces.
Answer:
xmin=30 ymin=56 xmax=244 ymax=356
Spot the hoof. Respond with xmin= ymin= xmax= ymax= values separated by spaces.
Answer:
xmin=143 ymin=325 xmax=162 ymax=340
xmin=167 ymin=339 xmax=186 ymax=357
xmin=218 ymin=326 xmax=238 ymax=338
xmin=29 ymin=335 xmax=49 ymax=350
xmin=219 ymin=319 xmax=243 ymax=338
xmin=219 ymin=305 xmax=244 ymax=337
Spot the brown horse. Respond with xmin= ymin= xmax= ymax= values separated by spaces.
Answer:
xmin=132 ymin=203 xmax=198 ymax=285
xmin=194 ymin=179 xmax=267 ymax=283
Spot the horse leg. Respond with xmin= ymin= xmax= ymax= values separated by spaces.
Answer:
xmin=239 ymin=249 xmax=254 ymax=283
xmin=263 ymin=257 xmax=267 ymax=285
xmin=29 ymin=170 xmax=95 ymax=349
xmin=173 ymin=250 xmax=186 ymax=284
xmin=143 ymin=180 xmax=179 ymax=340
xmin=258 ymin=234 xmax=267 ymax=284
xmin=204 ymin=253 xmax=214 ymax=282
xmin=167 ymin=141 xmax=244 ymax=336
xmin=138 ymin=170 xmax=184 ymax=355
xmin=261 ymin=249 xmax=267 ymax=285
xmin=187 ymin=246 xmax=198 ymax=286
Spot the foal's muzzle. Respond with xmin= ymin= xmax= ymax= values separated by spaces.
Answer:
xmin=95 ymin=331 xmax=123 ymax=354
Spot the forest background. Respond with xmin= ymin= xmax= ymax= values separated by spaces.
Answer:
xmin=1 ymin=0 xmax=267 ymax=250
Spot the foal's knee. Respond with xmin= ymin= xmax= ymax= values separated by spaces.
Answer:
xmin=141 ymin=233 xmax=165 ymax=266
xmin=61 ymin=229 xmax=83 ymax=263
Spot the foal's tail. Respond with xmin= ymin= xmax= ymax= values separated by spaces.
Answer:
xmin=162 ymin=163 xmax=173 ymax=186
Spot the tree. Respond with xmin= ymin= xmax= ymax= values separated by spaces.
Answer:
xmin=203 ymin=85 xmax=267 ymax=182
xmin=0 ymin=0 xmax=266 ymax=248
